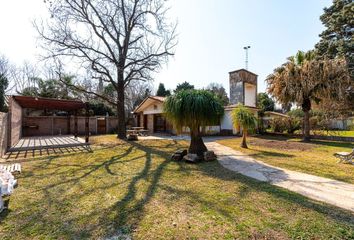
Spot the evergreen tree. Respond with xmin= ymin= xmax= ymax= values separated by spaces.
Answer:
xmin=156 ymin=83 xmax=171 ymax=96
xmin=316 ymin=0 xmax=353 ymax=74
xmin=0 ymin=74 xmax=8 ymax=112
xmin=206 ymin=83 xmax=229 ymax=106
xmin=174 ymin=81 xmax=194 ymax=93
xmin=257 ymin=93 xmax=275 ymax=112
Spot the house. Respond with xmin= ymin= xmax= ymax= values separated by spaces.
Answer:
xmin=133 ymin=96 xmax=173 ymax=134
xmin=133 ymin=68 xmax=259 ymax=134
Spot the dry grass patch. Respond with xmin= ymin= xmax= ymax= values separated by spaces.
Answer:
xmin=0 ymin=135 xmax=353 ymax=239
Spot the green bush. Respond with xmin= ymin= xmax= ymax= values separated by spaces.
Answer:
xmin=270 ymin=118 xmax=287 ymax=133
xmin=270 ymin=117 xmax=301 ymax=134
xmin=287 ymin=118 xmax=301 ymax=134
xmin=310 ymin=116 xmax=331 ymax=130
xmin=288 ymin=109 xmax=304 ymax=118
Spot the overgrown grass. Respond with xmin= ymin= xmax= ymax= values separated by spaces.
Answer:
xmin=312 ymin=130 xmax=354 ymax=137
xmin=0 ymin=135 xmax=353 ymax=239
xmin=217 ymin=135 xmax=354 ymax=184
xmin=292 ymin=130 xmax=354 ymax=137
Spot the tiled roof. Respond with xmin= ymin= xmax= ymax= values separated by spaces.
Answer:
xmin=228 ymin=68 xmax=258 ymax=76
xmin=224 ymin=104 xmax=260 ymax=110
xmin=150 ymin=96 xmax=166 ymax=102
xmin=133 ymin=96 xmax=166 ymax=113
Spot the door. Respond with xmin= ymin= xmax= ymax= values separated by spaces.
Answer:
xmin=154 ymin=114 xmax=166 ymax=132
xmin=97 ymin=118 xmax=106 ymax=134
xmin=143 ymin=115 xmax=148 ymax=129
xmin=137 ymin=115 xmax=141 ymax=127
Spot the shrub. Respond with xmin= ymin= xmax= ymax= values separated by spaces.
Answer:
xmin=287 ymin=118 xmax=301 ymax=134
xmin=270 ymin=118 xmax=287 ymax=133
xmin=288 ymin=109 xmax=304 ymax=118
xmin=270 ymin=117 xmax=301 ymax=134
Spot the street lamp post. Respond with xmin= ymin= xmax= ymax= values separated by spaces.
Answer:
xmin=243 ymin=46 xmax=251 ymax=70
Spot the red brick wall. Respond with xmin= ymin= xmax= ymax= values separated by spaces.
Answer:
xmin=11 ymin=99 xmax=22 ymax=145
xmin=22 ymin=116 xmax=119 ymax=137
xmin=23 ymin=117 xmax=53 ymax=136
xmin=0 ymin=112 xmax=8 ymax=156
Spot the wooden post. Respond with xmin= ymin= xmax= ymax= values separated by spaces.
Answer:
xmin=74 ymin=111 xmax=78 ymax=138
xmin=85 ymin=103 xmax=89 ymax=143
xmin=67 ymin=112 xmax=71 ymax=135
xmin=51 ymin=116 xmax=54 ymax=136
xmin=7 ymin=97 xmax=12 ymax=150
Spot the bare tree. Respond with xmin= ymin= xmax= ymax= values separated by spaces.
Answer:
xmin=125 ymin=80 xmax=153 ymax=114
xmin=10 ymin=61 xmax=40 ymax=95
xmin=36 ymin=0 xmax=177 ymax=138
xmin=0 ymin=55 xmax=9 ymax=77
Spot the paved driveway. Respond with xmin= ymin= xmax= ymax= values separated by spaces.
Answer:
xmin=206 ymin=141 xmax=354 ymax=213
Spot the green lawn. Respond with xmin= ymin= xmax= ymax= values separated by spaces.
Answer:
xmin=292 ymin=130 xmax=354 ymax=137
xmin=0 ymin=135 xmax=353 ymax=239
xmin=312 ymin=130 xmax=354 ymax=137
xmin=217 ymin=135 xmax=354 ymax=184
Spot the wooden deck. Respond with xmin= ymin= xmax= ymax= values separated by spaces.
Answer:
xmin=9 ymin=135 xmax=88 ymax=152
xmin=4 ymin=135 xmax=91 ymax=160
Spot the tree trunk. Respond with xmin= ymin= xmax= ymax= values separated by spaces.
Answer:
xmin=117 ymin=77 xmax=126 ymax=139
xmin=241 ymin=127 xmax=248 ymax=148
xmin=302 ymin=98 xmax=311 ymax=142
xmin=189 ymin=127 xmax=207 ymax=156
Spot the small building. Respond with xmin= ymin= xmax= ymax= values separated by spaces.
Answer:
xmin=133 ymin=68 xmax=259 ymax=135
xmin=221 ymin=69 xmax=259 ymax=134
xmin=133 ymin=96 xmax=173 ymax=134
xmin=0 ymin=96 xmax=120 ymax=157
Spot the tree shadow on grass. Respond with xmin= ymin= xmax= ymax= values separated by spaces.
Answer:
xmin=196 ymin=161 xmax=354 ymax=225
xmin=308 ymin=139 xmax=354 ymax=149
xmin=100 ymin=140 xmax=179 ymax=229
xmin=247 ymin=149 xmax=294 ymax=159
xmin=2 ymin=139 xmax=353 ymax=239
xmin=252 ymin=135 xmax=354 ymax=149
xmin=101 ymin=140 xmax=354 ymax=236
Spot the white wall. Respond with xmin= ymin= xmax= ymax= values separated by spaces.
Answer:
xmin=221 ymin=110 xmax=233 ymax=130
xmin=244 ymin=83 xmax=256 ymax=107
xmin=143 ymin=102 xmax=164 ymax=115
xmin=220 ymin=110 xmax=240 ymax=134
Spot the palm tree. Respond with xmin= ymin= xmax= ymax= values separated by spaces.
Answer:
xmin=266 ymin=50 xmax=350 ymax=141
xmin=163 ymin=90 xmax=224 ymax=156
xmin=231 ymin=105 xmax=257 ymax=148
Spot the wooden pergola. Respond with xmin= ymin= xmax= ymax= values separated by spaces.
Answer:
xmin=9 ymin=96 xmax=90 ymax=143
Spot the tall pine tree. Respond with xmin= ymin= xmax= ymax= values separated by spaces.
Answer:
xmin=0 ymin=74 xmax=8 ymax=112
xmin=316 ymin=0 xmax=353 ymax=74
xmin=315 ymin=0 xmax=354 ymax=111
xmin=156 ymin=83 xmax=171 ymax=97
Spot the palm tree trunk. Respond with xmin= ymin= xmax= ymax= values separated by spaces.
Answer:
xmin=241 ymin=127 xmax=248 ymax=148
xmin=302 ymin=98 xmax=311 ymax=142
xmin=189 ymin=127 xmax=207 ymax=156
xmin=303 ymin=110 xmax=311 ymax=141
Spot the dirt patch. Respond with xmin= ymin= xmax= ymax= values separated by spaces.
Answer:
xmin=248 ymin=137 xmax=315 ymax=151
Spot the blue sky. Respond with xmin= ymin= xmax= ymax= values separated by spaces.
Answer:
xmin=0 ymin=0 xmax=332 ymax=95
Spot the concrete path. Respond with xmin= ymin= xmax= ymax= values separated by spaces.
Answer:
xmin=205 ymin=142 xmax=354 ymax=212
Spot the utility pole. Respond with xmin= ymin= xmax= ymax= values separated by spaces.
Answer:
xmin=243 ymin=46 xmax=250 ymax=70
